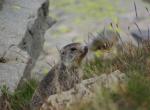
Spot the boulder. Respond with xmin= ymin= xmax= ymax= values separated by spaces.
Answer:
xmin=41 ymin=70 xmax=127 ymax=110
xmin=130 ymin=19 xmax=150 ymax=44
xmin=0 ymin=0 xmax=55 ymax=93
xmin=0 ymin=0 xmax=4 ymax=10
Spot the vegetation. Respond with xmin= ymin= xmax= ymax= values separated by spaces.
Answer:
xmin=1 ymin=40 xmax=150 ymax=110
xmin=50 ymin=0 xmax=125 ymax=22
xmin=0 ymin=79 xmax=37 ymax=110
xmin=1 ymin=0 xmax=150 ymax=110
xmin=81 ymin=42 xmax=150 ymax=110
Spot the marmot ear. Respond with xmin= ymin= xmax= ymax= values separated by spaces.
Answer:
xmin=56 ymin=45 xmax=61 ymax=54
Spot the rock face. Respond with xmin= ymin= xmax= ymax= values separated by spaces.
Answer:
xmin=0 ymin=0 xmax=4 ymax=10
xmin=41 ymin=70 xmax=126 ymax=110
xmin=130 ymin=19 xmax=150 ymax=44
xmin=0 ymin=0 xmax=55 ymax=93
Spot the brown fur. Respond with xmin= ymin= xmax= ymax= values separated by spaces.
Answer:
xmin=30 ymin=43 xmax=88 ymax=110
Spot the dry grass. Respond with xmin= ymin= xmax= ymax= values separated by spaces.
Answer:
xmin=79 ymin=41 xmax=150 ymax=110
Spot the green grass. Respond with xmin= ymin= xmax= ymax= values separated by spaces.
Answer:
xmin=71 ymin=87 xmax=118 ymax=110
xmin=81 ymin=43 xmax=150 ymax=110
xmin=0 ymin=79 xmax=38 ymax=110
xmin=1 ymin=42 xmax=150 ymax=110
xmin=127 ymin=73 xmax=150 ymax=106
xmin=1 ymin=43 xmax=150 ymax=110
xmin=1 ymin=0 xmax=150 ymax=110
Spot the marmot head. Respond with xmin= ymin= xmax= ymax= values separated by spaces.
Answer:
xmin=60 ymin=43 xmax=88 ymax=67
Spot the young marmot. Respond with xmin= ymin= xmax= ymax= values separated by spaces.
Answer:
xmin=30 ymin=43 xmax=88 ymax=110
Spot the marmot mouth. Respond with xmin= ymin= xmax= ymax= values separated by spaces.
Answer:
xmin=81 ymin=46 xmax=88 ymax=58
xmin=77 ymin=46 xmax=88 ymax=63
xmin=83 ymin=46 xmax=88 ymax=55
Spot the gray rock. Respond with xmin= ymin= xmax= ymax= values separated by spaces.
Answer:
xmin=0 ymin=0 xmax=55 ymax=93
xmin=0 ymin=63 xmax=26 ymax=93
xmin=143 ymin=0 xmax=150 ymax=3
xmin=131 ymin=30 xmax=150 ymax=43
xmin=0 ymin=0 xmax=4 ymax=10
xmin=129 ymin=18 xmax=150 ymax=42
xmin=41 ymin=70 xmax=127 ymax=110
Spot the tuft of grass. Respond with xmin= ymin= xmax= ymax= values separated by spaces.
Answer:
xmin=1 ymin=34 xmax=150 ymax=110
xmin=81 ymin=42 xmax=150 ymax=110
xmin=127 ymin=73 xmax=150 ymax=108
xmin=83 ymin=57 xmax=116 ymax=79
xmin=70 ymin=87 xmax=118 ymax=110
xmin=0 ymin=79 xmax=38 ymax=110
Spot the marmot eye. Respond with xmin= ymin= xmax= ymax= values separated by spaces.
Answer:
xmin=70 ymin=47 xmax=77 ymax=51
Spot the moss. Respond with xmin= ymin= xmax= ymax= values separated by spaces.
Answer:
xmin=72 ymin=36 xmax=84 ymax=43
xmin=43 ymin=68 xmax=49 ymax=75
xmin=50 ymin=0 xmax=126 ymax=23
xmin=50 ymin=25 xmax=72 ymax=37
xmin=48 ymin=13 xmax=58 ymax=21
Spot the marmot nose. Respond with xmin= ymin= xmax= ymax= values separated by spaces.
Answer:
xmin=84 ymin=46 xmax=88 ymax=54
